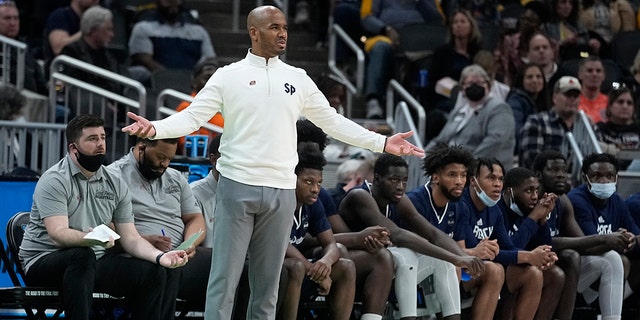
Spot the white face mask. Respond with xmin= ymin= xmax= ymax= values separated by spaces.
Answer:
xmin=586 ymin=176 xmax=617 ymax=200
xmin=509 ymin=188 xmax=524 ymax=216
xmin=473 ymin=177 xmax=501 ymax=207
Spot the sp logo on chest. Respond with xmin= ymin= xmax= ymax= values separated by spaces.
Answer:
xmin=284 ymin=83 xmax=296 ymax=95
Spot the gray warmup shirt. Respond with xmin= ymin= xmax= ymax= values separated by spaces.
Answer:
xmin=19 ymin=154 xmax=134 ymax=273
xmin=107 ymin=151 xmax=201 ymax=248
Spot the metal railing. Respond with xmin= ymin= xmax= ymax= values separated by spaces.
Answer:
xmin=0 ymin=120 xmax=67 ymax=175
xmin=155 ymin=89 xmax=223 ymax=134
xmin=393 ymin=101 xmax=427 ymax=190
xmin=386 ymin=79 xmax=426 ymax=142
xmin=561 ymin=110 xmax=603 ymax=185
xmin=49 ymin=55 xmax=147 ymax=162
xmin=327 ymin=24 xmax=365 ymax=118
xmin=0 ymin=34 xmax=26 ymax=90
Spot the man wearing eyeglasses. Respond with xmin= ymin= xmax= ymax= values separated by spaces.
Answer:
xmin=519 ymin=76 xmax=582 ymax=169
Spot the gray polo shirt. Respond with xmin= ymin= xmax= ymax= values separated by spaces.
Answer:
xmin=190 ymin=171 xmax=217 ymax=248
xmin=107 ymin=151 xmax=201 ymax=248
xmin=19 ymin=154 xmax=134 ymax=273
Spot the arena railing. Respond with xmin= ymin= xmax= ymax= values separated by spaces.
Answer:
xmin=155 ymin=88 xmax=223 ymax=134
xmin=393 ymin=100 xmax=427 ymax=190
xmin=49 ymin=55 xmax=147 ymax=163
xmin=328 ymin=23 xmax=365 ymax=118
xmin=562 ymin=110 xmax=603 ymax=185
xmin=0 ymin=34 xmax=26 ymax=90
xmin=386 ymin=79 xmax=426 ymax=142
xmin=0 ymin=120 xmax=66 ymax=175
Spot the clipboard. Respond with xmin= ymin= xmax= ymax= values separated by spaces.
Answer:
xmin=176 ymin=229 xmax=203 ymax=251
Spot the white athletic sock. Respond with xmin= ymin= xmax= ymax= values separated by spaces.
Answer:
xmin=624 ymin=281 xmax=634 ymax=299
xmin=360 ymin=313 xmax=382 ymax=320
xmin=582 ymin=287 xmax=599 ymax=304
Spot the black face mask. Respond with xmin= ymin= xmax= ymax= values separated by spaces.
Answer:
xmin=464 ymin=84 xmax=486 ymax=102
xmin=74 ymin=146 xmax=105 ymax=172
xmin=138 ymin=148 xmax=165 ymax=180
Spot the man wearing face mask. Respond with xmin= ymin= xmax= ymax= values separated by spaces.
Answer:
xmin=19 ymin=115 xmax=189 ymax=320
xmin=534 ymin=150 xmax=630 ymax=320
xmin=107 ymin=137 xmax=210 ymax=319
xmin=459 ymin=157 xmax=556 ymax=320
xmin=569 ymin=152 xmax=640 ymax=308
xmin=426 ymin=65 xmax=516 ymax=171
xmin=128 ymin=0 xmax=216 ymax=83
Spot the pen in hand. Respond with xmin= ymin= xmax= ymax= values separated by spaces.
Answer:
xmin=161 ymin=229 xmax=166 ymax=237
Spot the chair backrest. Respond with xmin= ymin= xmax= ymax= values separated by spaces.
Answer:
xmin=398 ymin=23 xmax=447 ymax=54
xmin=611 ymin=31 xmax=640 ymax=71
xmin=6 ymin=211 xmax=30 ymax=281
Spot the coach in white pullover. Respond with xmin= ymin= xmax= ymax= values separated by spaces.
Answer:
xmin=123 ymin=5 xmax=423 ymax=320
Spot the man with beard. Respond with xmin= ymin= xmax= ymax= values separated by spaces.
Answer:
xmin=128 ymin=0 xmax=216 ymax=81
xmin=107 ymin=137 xmax=210 ymax=320
xmin=406 ymin=144 xmax=504 ymax=320
xmin=339 ymin=153 xmax=485 ymax=320
xmin=533 ymin=150 xmax=630 ymax=320
xmin=19 ymin=115 xmax=188 ymax=320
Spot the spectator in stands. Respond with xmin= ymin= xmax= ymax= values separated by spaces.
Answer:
xmin=332 ymin=0 xmax=363 ymax=66
xmin=317 ymin=73 xmax=347 ymax=115
xmin=426 ymin=65 xmax=516 ymax=171
xmin=534 ymin=150 xmax=630 ymax=320
xmin=122 ymin=6 xmax=424 ymax=319
xmin=0 ymin=0 xmax=45 ymax=93
xmin=595 ymin=86 xmax=640 ymax=170
xmin=329 ymin=158 xmax=375 ymax=207
xmin=60 ymin=6 xmax=122 ymax=92
xmin=339 ymin=153 xmax=485 ymax=320
xmin=428 ymin=9 xmax=482 ymax=112
xmin=329 ymin=159 xmax=364 ymax=202
xmin=579 ymin=0 xmax=636 ymax=58
xmin=507 ymin=63 xmax=552 ymax=150
xmin=448 ymin=50 xmax=512 ymax=114
xmin=520 ymin=76 xmax=582 ymax=169
xmin=459 ymin=157 xmax=554 ymax=320
xmin=0 ymin=0 xmax=19 ymax=39
xmin=473 ymin=50 xmax=510 ymax=100
xmin=107 ymin=137 xmax=210 ymax=319
xmin=544 ymin=0 xmax=594 ymax=61
xmin=494 ymin=1 xmax=547 ymax=87
xmin=128 ymin=0 xmax=216 ymax=83
xmin=578 ymin=55 xmax=609 ymax=123
xmin=191 ymin=133 xmax=221 ymax=249
xmin=456 ymin=0 xmax=501 ymax=26
xmin=522 ymin=31 xmax=558 ymax=83
xmin=18 ymin=114 xmax=188 ymax=320
xmin=175 ymin=58 xmax=222 ymax=154
xmin=406 ymin=144 xmax=505 ymax=319
xmin=43 ymin=0 xmax=98 ymax=69
xmin=280 ymin=142 xmax=356 ymax=320
xmin=0 ymin=84 xmax=26 ymax=121
xmin=500 ymin=167 xmax=565 ymax=320
xmin=569 ymin=152 xmax=640 ymax=307
xmin=360 ymin=0 xmax=444 ymax=119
